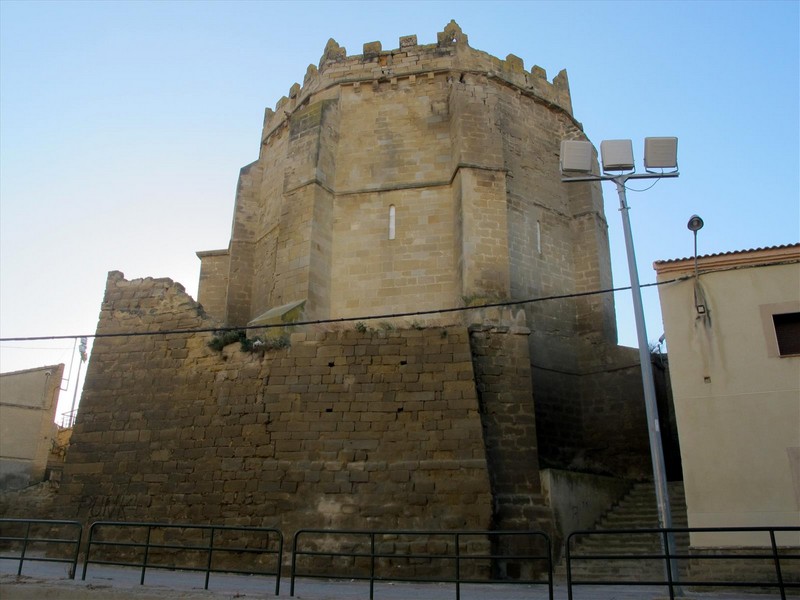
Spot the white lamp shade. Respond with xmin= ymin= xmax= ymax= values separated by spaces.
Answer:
xmin=644 ymin=137 xmax=678 ymax=169
xmin=600 ymin=139 xmax=634 ymax=172
xmin=560 ymin=140 xmax=594 ymax=174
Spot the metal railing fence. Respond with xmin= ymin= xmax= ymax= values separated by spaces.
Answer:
xmin=81 ymin=521 xmax=283 ymax=595
xmin=4 ymin=518 xmax=799 ymax=600
xmin=565 ymin=525 xmax=800 ymax=600
xmin=291 ymin=528 xmax=553 ymax=600
xmin=0 ymin=518 xmax=83 ymax=578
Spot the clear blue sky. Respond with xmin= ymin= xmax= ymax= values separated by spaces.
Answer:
xmin=1 ymin=0 xmax=798 ymax=420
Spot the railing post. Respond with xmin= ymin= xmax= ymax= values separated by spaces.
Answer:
xmin=289 ymin=530 xmax=299 ymax=597
xmin=770 ymin=529 xmax=786 ymax=600
xmin=274 ymin=530 xmax=283 ymax=596
xmin=17 ymin=520 xmax=31 ymax=576
xmin=204 ymin=527 xmax=216 ymax=590
xmin=546 ymin=533 xmax=554 ymax=600
xmin=662 ymin=528 xmax=675 ymax=599
xmin=289 ymin=529 xmax=303 ymax=596
xmin=69 ymin=523 xmax=82 ymax=579
xmin=369 ymin=532 xmax=376 ymax=600
xmin=455 ymin=532 xmax=461 ymax=600
xmin=140 ymin=525 xmax=152 ymax=586
xmin=566 ymin=533 xmax=574 ymax=600
xmin=81 ymin=523 xmax=95 ymax=581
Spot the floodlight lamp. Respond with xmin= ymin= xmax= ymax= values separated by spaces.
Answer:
xmin=600 ymin=139 xmax=635 ymax=172
xmin=687 ymin=214 xmax=704 ymax=232
xmin=560 ymin=140 xmax=594 ymax=174
xmin=644 ymin=137 xmax=678 ymax=171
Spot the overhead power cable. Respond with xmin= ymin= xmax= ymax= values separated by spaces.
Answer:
xmin=0 ymin=278 xmax=682 ymax=343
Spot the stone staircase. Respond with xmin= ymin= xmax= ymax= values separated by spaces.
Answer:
xmin=556 ymin=481 xmax=689 ymax=582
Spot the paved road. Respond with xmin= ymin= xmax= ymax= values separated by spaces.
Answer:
xmin=0 ymin=559 xmax=786 ymax=600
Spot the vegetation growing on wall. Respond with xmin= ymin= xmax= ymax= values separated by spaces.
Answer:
xmin=207 ymin=330 xmax=290 ymax=354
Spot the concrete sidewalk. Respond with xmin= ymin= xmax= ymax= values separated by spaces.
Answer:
xmin=0 ymin=559 xmax=785 ymax=599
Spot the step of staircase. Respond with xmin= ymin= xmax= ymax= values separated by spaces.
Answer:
xmin=555 ymin=481 xmax=688 ymax=582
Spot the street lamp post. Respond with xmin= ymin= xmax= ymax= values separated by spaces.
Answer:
xmin=560 ymin=137 xmax=682 ymax=590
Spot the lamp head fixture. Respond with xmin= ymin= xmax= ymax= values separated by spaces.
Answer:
xmin=644 ymin=137 xmax=679 ymax=171
xmin=559 ymin=137 xmax=679 ymax=177
xmin=687 ymin=214 xmax=704 ymax=232
xmin=600 ymin=139 xmax=635 ymax=173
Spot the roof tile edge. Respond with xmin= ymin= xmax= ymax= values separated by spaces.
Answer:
xmin=654 ymin=243 xmax=800 ymax=276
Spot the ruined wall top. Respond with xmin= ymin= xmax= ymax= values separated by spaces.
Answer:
xmin=262 ymin=20 xmax=574 ymax=140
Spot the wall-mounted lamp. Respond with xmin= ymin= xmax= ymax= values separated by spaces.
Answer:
xmin=687 ymin=214 xmax=706 ymax=314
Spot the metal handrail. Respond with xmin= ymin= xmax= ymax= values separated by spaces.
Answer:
xmin=0 ymin=518 xmax=83 ymax=578
xmin=565 ymin=525 xmax=800 ymax=600
xmin=5 ymin=518 xmax=796 ymax=599
xmin=290 ymin=528 xmax=553 ymax=600
xmin=81 ymin=521 xmax=283 ymax=595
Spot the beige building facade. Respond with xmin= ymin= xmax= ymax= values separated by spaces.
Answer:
xmin=655 ymin=244 xmax=800 ymax=547
xmin=0 ymin=364 xmax=65 ymax=490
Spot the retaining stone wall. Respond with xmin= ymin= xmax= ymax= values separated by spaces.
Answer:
xmin=56 ymin=272 xmax=496 ymax=538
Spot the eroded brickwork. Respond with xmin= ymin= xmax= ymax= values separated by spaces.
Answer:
xmin=469 ymin=323 xmax=550 ymax=528
xmin=58 ymin=273 xmax=495 ymax=536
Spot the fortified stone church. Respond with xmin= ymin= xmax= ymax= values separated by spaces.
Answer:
xmin=9 ymin=22 xmax=663 ymax=551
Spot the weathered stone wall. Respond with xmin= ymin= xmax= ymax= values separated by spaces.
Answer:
xmin=532 ymin=346 xmax=675 ymax=480
xmin=225 ymin=161 xmax=263 ymax=327
xmin=196 ymin=249 xmax=229 ymax=322
xmin=55 ymin=272 xmax=497 ymax=538
xmin=202 ymin=21 xmax=593 ymax=329
xmin=186 ymin=21 xmax=657 ymax=478
xmin=468 ymin=322 xmax=550 ymax=529
xmin=469 ymin=320 xmax=556 ymax=577
xmin=576 ymin=349 xmax=651 ymax=478
xmin=0 ymin=481 xmax=60 ymax=518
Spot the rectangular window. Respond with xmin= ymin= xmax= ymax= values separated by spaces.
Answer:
xmin=536 ymin=220 xmax=542 ymax=254
xmin=773 ymin=312 xmax=800 ymax=356
xmin=388 ymin=205 xmax=396 ymax=240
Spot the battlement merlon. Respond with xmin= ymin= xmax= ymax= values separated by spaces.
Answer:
xmin=260 ymin=20 xmax=575 ymax=145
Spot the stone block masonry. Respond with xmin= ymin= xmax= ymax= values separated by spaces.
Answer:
xmin=195 ymin=249 xmax=229 ymax=322
xmin=57 ymin=272 xmax=499 ymax=541
xmin=469 ymin=321 xmax=556 ymax=577
xmin=197 ymin=20 xmax=592 ymax=333
xmin=190 ymin=21 xmax=658 ymax=477
xmin=0 ymin=24 xmax=670 ymax=565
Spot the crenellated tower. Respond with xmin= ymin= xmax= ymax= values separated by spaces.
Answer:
xmin=197 ymin=21 xmax=595 ymax=323
xmin=198 ymin=21 xmax=650 ymax=476
xmin=21 ymin=22 xmax=663 ymax=562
